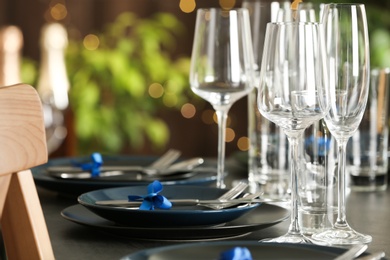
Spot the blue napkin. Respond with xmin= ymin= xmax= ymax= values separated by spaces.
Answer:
xmin=72 ymin=152 xmax=103 ymax=177
xmin=219 ymin=247 xmax=253 ymax=260
xmin=128 ymin=180 xmax=172 ymax=210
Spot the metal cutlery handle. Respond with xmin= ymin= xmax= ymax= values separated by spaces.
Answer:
xmin=334 ymin=244 xmax=368 ymax=260
xmin=356 ymin=251 xmax=386 ymax=260
xmin=95 ymin=197 xmax=286 ymax=206
xmin=47 ymin=165 xmax=144 ymax=173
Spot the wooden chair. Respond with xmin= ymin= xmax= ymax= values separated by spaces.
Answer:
xmin=0 ymin=84 xmax=54 ymax=259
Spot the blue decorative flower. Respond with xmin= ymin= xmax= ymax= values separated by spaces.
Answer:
xmin=72 ymin=152 xmax=103 ymax=177
xmin=219 ymin=247 xmax=253 ymax=260
xmin=128 ymin=180 xmax=172 ymax=210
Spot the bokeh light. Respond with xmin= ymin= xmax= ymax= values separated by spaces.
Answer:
xmin=219 ymin=0 xmax=236 ymax=10
xmin=83 ymin=34 xmax=100 ymax=50
xmin=181 ymin=103 xmax=196 ymax=119
xmin=179 ymin=0 xmax=196 ymax=13
xmin=225 ymin=128 xmax=235 ymax=142
xmin=237 ymin=136 xmax=250 ymax=151
xmin=50 ymin=3 xmax=67 ymax=21
xmin=148 ymin=83 xmax=164 ymax=98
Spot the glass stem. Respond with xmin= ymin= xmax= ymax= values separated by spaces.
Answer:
xmin=287 ymin=133 xmax=302 ymax=235
xmin=335 ymin=139 xmax=348 ymax=228
xmin=215 ymin=107 xmax=230 ymax=189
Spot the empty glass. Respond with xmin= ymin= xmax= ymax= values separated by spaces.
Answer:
xmin=189 ymin=8 xmax=255 ymax=188
xmin=258 ymin=21 xmax=329 ymax=243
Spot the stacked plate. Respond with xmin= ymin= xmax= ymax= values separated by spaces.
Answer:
xmin=61 ymin=185 xmax=290 ymax=241
xmin=32 ymin=155 xmax=217 ymax=196
xmin=120 ymin=241 xmax=367 ymax=259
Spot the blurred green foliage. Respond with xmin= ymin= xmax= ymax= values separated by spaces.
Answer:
xmin=22 ymin=12 xmax=194 ymax=155
xmin=65 ymin=12 xmax=193 ymax=154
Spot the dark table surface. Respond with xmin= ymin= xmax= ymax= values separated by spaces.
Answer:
xmin=38 ymin=159 xmax=390 ymax=259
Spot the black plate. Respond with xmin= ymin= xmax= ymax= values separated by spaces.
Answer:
xmin=32 ymin=155 xmax=216 ymax=196
xmin=78 ymin=185 xmax=260 ymax=227
xmin=61 ymin=203 xmax=289 ymax=241
xmin=120 ymin=241 xmax=350 ymax=260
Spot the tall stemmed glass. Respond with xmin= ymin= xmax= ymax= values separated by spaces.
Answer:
xmin=258 ymin=21 xmax=329 ymax=243
xmin=190 ymin=8 xmax=255 ymax=188
xmin=311 ymin=4 xmax=372 ymax=245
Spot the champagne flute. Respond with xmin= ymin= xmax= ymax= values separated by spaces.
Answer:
xmin=258 ymin=21 xmax=329 ymax=243
xmin=190 ymin=8 xmax=255 ymax=188
xmin=311 ymin=3 xmax=372 ymax=245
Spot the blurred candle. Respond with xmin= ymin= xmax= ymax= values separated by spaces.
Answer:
xmin=37 ymin=23 xmax=69 ymax=110
xmin=37 ymin=23 xmax=69 ymax=153
xmin=0 ymin=26 xmax=23 ymax=86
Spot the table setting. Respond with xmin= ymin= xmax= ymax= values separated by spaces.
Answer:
xmin=31 ymin=1 xmax=390 ymax=259
xmin=32 ymin=149 xmax=219 ymax=196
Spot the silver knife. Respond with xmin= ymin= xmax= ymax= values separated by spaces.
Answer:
xmin=334 ymin=244 xmax=368 ymax=260
xmin=94 ymin=197 xmax=287 ymax=206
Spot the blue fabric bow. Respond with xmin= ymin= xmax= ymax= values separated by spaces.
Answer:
xmin=72 ymin=152 xmax=103 ymax=177
xmin=219 ymin=247 xmax=253 ymax=260
xmin=128 ymin=180 xmax=172 ymax=210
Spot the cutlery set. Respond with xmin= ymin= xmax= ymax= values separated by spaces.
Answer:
xmin=95 ymin=193 xmax=286 ymax=209
xmin=46 ymin=149 xmax=216 ymax=180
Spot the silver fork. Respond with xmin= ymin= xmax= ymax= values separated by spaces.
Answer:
xmin=145 ymin=149 xmax=181 ymax=171
xmin=203 ymin=182 xmax=249 ymax=209
xmin=204 ymin=190 xmax=263 ymax=210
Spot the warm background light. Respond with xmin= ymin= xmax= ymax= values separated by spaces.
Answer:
xmin=179 ymin=0 xmax=196 ymax=13
xmin=225 ymin=127 xmax=235 ymax=142
xmin=237 ymin=136 xmax=250 ymax=151
xmin=83 ymin=34 xmax=99 ymax=50
xmin=181 ymin=103 xmax=196 ymax=118
xmin=50 ymin=3 xmax=67 ymax=21
xmin=219 ymin=0 xmax=236 ymax=10
xmin=148 ymin=83 xmax=164 ymax=98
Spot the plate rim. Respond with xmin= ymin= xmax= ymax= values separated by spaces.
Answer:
xmin=61 ymin=203 xmax=290 ymax=240
xmin=32 ymin=155 xmax=217 ymax=195
xmin=77 ymin=185 xmax=261 ymax=227
xmin=120 ymin=241 xmax=349 ymax=259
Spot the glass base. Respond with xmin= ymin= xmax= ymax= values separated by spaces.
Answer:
xmin=311 ymin=226 xmax=372 ymax=246
xmin=260 ymin=233 xmax=311 ymax=244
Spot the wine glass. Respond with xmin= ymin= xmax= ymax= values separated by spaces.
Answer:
xmin=190 ymin=8 xmax=255 ymax=188
xmin=257 ymin=21 xmax=329 ymax=243
xmin=311 ymin=3 xmax=372 ymax=245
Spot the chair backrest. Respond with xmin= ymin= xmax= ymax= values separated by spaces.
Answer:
xmin=0 ymin=83 xmax=54 ymax=259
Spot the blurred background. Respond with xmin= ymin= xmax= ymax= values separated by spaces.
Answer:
xmin=0 ymin=0 xmax=388 ymax=159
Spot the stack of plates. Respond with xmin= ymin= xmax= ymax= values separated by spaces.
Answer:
xmin=61 ymin=185 xmax=290 ymax=241
xmin=120 ymin=241 xmax=365 ymax=259
xmin=32 ymin=155 xmax=217 ymax=196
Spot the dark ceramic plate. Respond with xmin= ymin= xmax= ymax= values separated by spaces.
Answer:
xmin=32 ymin=155 xmax=216 ymax=196
xmin=61 ymin=203 xmax=289 ymax=241
xmin=78 ymin=185 xmax=260 ymax=227
xmin=120 ymin=241 xmax=354 ymax=260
